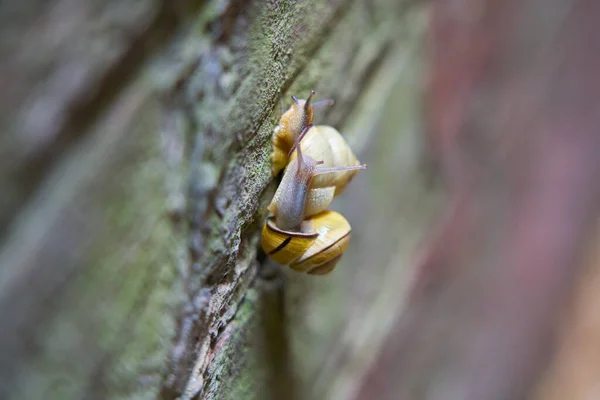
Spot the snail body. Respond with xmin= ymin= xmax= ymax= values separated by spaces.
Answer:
xmin=268 ymin=124 xmax=363 ymax=220
xmin=268 ymin=126 xmax=366 ymax=230
xmin=288 ymin=125 xmax=361 ymax=195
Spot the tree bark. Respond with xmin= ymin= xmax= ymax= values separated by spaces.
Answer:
xmin=0 ymin=1 xmax=429 ymax=399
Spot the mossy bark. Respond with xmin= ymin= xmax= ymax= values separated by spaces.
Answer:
xmin=0 ymin=1 xmax=432 ymax=399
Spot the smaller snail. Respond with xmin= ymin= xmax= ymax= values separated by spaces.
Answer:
xmin=262 ymin=123 xmax=366 ymax=274
xmin=261 ymin=210 xmax=351 ymax=275
xmin=271 ymin=90 xmax=334 ymax=176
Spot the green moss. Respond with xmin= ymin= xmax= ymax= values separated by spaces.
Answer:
xmin=200 ymin=290 xmax=261 ymax=399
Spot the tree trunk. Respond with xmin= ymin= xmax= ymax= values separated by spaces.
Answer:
xmin=0 ymin=1 xmax=430 ymax=399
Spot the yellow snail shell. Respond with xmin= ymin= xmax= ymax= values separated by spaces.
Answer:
xmin=268 ymin=125 xmax=362 ymax=220
xmin=288 ymin=125 xmax=361 ymax=196
xmin=261 ymin=210 xmax=351 ymax=275
xmin=272 ymin=96 xmax=314 ymax=176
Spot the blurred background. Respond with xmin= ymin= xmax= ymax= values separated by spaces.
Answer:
xmin=1 ymin=0 xmax=600 ymax=399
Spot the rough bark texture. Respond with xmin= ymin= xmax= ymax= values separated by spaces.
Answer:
xmin=0 ymin=1 xmax=431 ymax=399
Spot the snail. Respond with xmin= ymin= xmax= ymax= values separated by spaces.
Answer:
xmin=268 ymin=126 xmax=366 ymax=230
xmin=262 ymin=118 xmax=366 ymax=274
xmin=271 ymin=90 xmax=334 ymax=176
xmin=261 ymin=210 xmax=351 ymax=275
